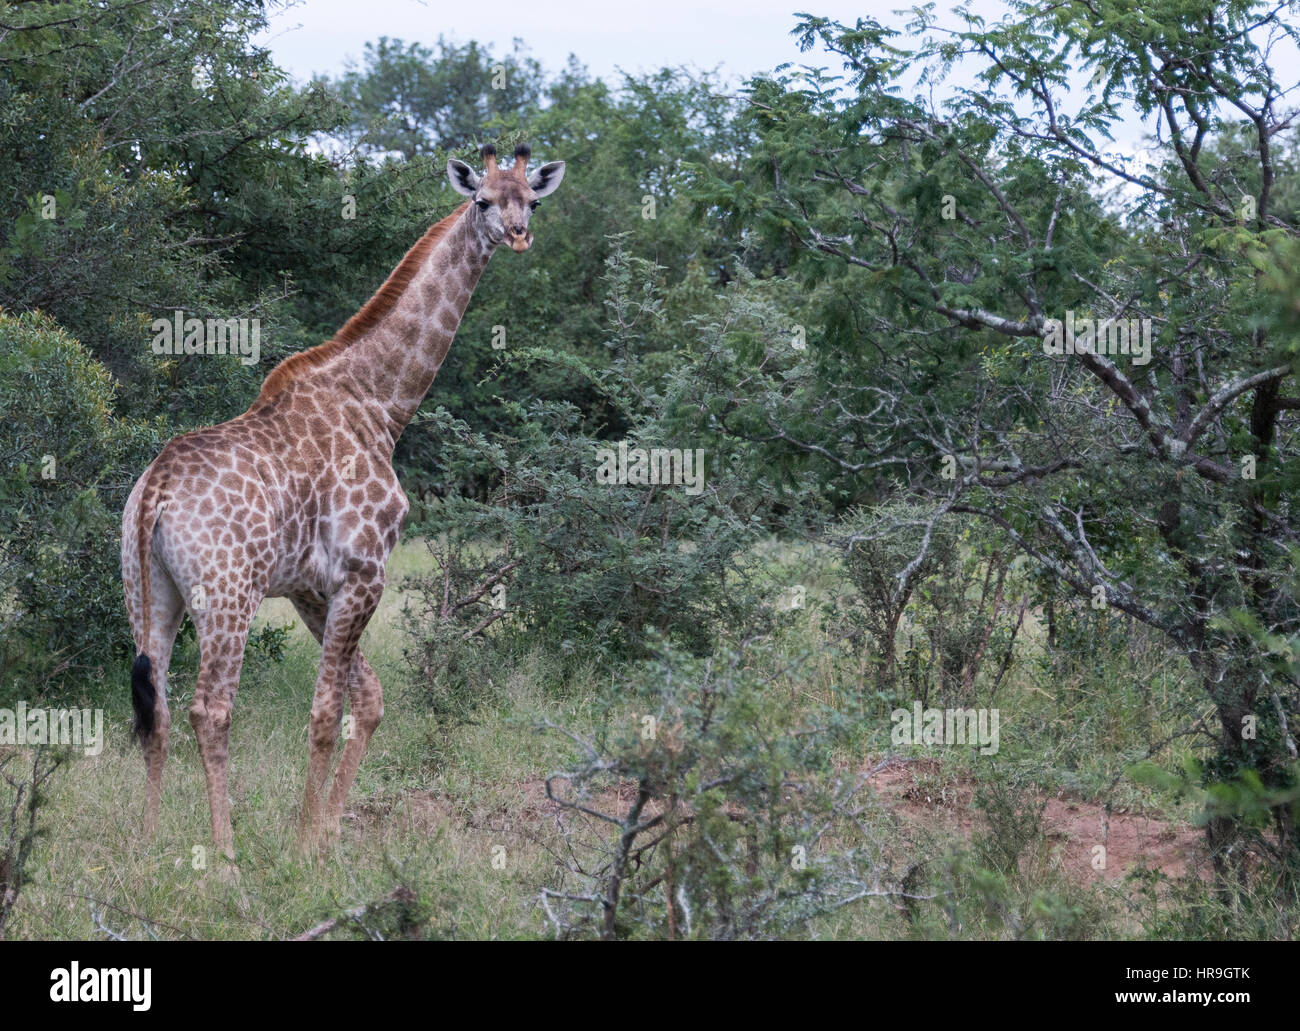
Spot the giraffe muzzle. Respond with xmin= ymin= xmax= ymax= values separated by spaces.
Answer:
xmin=508 ymin=230 xmax=533 ymax=252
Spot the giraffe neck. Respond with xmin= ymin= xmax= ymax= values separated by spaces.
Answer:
xmin=336 ymin=206 xmax=494 ymax=446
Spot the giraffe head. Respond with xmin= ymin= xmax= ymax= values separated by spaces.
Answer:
xmin=447 ymin=144 xmax=565 ymax=253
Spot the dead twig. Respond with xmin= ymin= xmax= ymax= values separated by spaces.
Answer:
xmin=292 ymin=886 xmax=416 ymax=942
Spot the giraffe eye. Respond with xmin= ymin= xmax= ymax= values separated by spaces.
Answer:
xmin=530 ymin=200 xmax=540 ymax=210
xmin=476 ymin=199 xmax=490 ymax=210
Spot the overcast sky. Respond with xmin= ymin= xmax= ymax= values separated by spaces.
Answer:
xmin=254 ymin=0 xmax=1300 ymax=163
xmin=256 ymin=0 xmax=909 ymax=86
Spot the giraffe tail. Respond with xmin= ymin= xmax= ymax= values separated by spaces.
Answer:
xmin=131 ymin=653 xmax=155 ymax=742
xmin=131 ymin=461 xmax=166 ymax=743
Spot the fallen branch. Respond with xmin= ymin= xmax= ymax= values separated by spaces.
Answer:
xmin=292 ymin=887 xmax=416 ymax=942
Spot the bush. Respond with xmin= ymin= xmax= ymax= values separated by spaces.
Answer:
xmin=403 ymin=243 xmax=764 ymax=669
xmin=0 ymin=748 xmax=67 ymax=937
xmin=0 ymin=310 xmax=158 ymax=692
xmin=400 ymin=534 xmax=514 ymax=766
xmin=535 ymin=641 xmax=909 ymax=940
xmin=838 ymin=504 xmax=1025 ymax=704
xmin=904 ymin=773 xmax=1111 ymax=941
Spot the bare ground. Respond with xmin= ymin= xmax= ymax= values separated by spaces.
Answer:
xmin=353 ymin=755 xmax=1208 ymax=886
xmin=867 ymin=757 xmax=1208 ymax=883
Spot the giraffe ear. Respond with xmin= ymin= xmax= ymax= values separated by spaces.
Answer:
xmin=447 ymin=159 xmax=481 ymax=197
xmin=528 ymin=161 xmax=565 ymax=198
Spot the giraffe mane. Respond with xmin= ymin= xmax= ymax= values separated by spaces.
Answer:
xmin=256 ymin=200 xmax=472 ymax=402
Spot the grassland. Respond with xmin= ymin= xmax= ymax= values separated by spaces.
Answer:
xmin=6 ymin=538 xmax=1250 ymax=940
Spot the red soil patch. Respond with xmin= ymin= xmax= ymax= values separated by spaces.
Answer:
xmin=866 ymin=757 xmax=1207 ymax=882
xmin=356 ymin=757 xmax=1208 ymax=886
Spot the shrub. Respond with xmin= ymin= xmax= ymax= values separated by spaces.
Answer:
xmin=0 ymin=748 xmax=67 ymax=937
xmin=403 ymin=243 xmax=764 ymax=670
xmin=535 ymin=641 xmax=914 ymax=940
xmin=838 ymin=503 xmax=1025 ymax=704
xmin=400 ymin=534 xmax=514 ymax=766
xmin=0 ymin=311 xmax=158 ymax=691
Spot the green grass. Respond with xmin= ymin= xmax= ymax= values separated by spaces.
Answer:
xmin=4 ymin=537 xmax=1233 ymax=940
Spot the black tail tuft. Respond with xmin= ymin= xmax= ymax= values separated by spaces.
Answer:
xmin=131 ymin=653 xmax=155 ymax=742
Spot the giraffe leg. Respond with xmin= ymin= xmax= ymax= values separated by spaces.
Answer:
xmin=190 ymin=607 xmax=252 ymax=861
xmin=290 ymin=596 xmax=382 ymax=837
xmin=290 ymin=594 xmax=330 ymax=853
xmin=289 ymin=595 xmax=328 ymax=646
xmin=140 ymin=569 xmax=185 ymax=840
xmin=325 ymin=652 xmax=384 ymax=830
xmin=297 ymin=578 xmax=381 ymax=853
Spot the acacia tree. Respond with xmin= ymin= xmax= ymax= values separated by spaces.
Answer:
xmin=326 ymin=36 xmax=545 ymax=159
xmin=693 ymin=0 xmax=1300 ymax=885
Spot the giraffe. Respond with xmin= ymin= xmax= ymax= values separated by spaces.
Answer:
xmin=121 ymin=144 xmax=564 ymax=858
